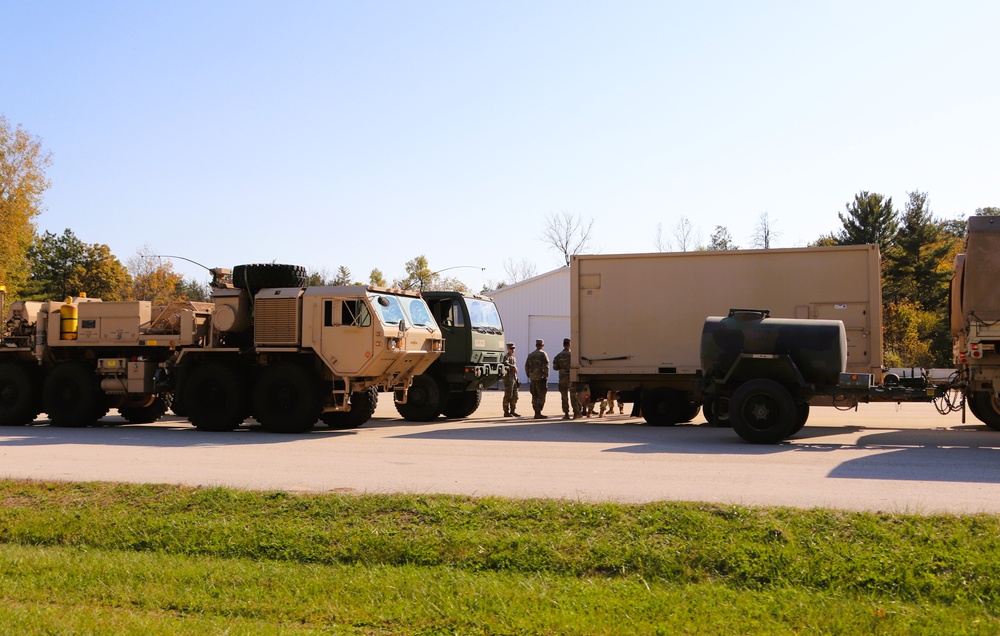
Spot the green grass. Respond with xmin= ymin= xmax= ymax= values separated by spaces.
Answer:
xmin=1 ymin=480 xmax=999 ymax=634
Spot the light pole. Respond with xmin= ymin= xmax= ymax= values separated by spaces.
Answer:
xmin=147 ymin=254 xmax=211 ymax=272
xmin=422 ymin=265 xmax=485 ymax=291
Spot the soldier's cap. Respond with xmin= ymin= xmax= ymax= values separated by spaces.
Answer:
xmin=563 ymin=338 xmax=571 ymax=346
xmin=535 ymin=339 xmax=544 ymax=346
xmin=506 ymin=342 xmax=515 ymax=348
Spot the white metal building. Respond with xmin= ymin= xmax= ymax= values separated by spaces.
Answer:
xmin=488 ymin=266 xmax=570 ymax=385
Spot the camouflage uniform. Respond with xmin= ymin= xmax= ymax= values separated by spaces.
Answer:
xmin=524 ymin=341 xmax=550 ymax=419
xmin=502 ymin=344 xmax=520 ymax=417
xmin=552 ymin=341 xmax=581 ymax=419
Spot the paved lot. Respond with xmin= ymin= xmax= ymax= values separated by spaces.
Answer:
xmin=3 ymin=390 xmax=1000 ymax=514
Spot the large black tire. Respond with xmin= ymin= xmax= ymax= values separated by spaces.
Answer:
xmin=641 ymin=388 xmax=684 ymax=426
xmin=789 ymin=402 xmax=810 ymax=436
xmin=119 ymin=396 xmax=169 ymax=424
xmin=322 ymin=387 xmax=378 ymax=429
xmin=677 ymin=399 xmax=701 ymax=424
xmin=43 ymin=363 xmax=106 ymax=427
xmin=730 ymin=379 xmax=797 ymax=444
xmin=441 ymin=389 xmax=482 ymax=418
xmin=253 ymin=363 xmax=321 ymax=434
xmin=232 ymin=263 xmax=307 ymax=295
xmin=164 ymin=392 xmax=186 ymax=417
xmin=394 ymin=375 xmax=442 ymax=422
xmin=970 ymin=391 xmax=1000 ymax=431
xmin=0 ymin=362 xmax=41 ymax=426
xmin=183 ymin=362 xmax=248 ymax=432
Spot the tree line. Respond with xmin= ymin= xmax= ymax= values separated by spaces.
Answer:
xmin=3 ymin=115 xmax=995 ymax=367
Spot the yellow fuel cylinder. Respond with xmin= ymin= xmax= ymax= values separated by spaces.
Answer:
xmin=60 ymin=298 xmax=79 ymax=340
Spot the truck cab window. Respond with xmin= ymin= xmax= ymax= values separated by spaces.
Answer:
xmin=341 ymin=300 xmax=371 ymax=327
xmin=445 ymin=299 xmax=464 ymax=328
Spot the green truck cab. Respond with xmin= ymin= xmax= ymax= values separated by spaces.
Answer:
xmin=394 ymin=291 xmax=506 ymax=421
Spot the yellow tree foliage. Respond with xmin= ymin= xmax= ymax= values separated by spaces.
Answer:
xmin=0 ymin=115 xmax=52 ymax=298
xmin=25 ymin=229 xmax=130 ymax=301
xmin=122 ymin=245 xmax=183 ymax=305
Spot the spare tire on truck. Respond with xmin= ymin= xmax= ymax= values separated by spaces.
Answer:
xmin=232 ymin=264 xmax=308 ymax=295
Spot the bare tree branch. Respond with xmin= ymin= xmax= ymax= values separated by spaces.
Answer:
xmin=503 ymin=257 xmax=538 ymax=284
xmin=540 ymin=211 xmax=594 ymax=266
xmin=654 ymin=223 xmax=667 ymax=252
xmin=671 ymin=217 xmax=700 ymax=252
xmin=750 ymin=211 xmax=781 ymax=249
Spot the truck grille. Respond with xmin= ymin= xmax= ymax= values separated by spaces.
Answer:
xmin=254 ymin=297 xmax=300 ymax=345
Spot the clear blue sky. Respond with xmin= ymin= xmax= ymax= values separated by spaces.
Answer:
xmin=5 ymin=1 xmax=999 ymax=291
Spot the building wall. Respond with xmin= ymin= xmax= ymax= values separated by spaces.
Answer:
xmin=488 ymin=267 xmax=570 ymax=385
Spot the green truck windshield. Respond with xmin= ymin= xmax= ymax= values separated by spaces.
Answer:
xmin=467 ymin=298 xmax=502 ymax=333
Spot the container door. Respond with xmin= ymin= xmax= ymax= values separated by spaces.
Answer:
xmin=811 ymin=302 xmax=871 ymax=371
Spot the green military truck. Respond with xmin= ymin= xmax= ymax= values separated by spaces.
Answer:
xmin=394 ymin=291 xmax=506 ymax=421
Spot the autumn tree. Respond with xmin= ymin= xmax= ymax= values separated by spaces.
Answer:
xmin=123 ymin=246 xmax=184 ymax=305
xmin=0 ymin=115 xmax=52 ymax=298
xmin=305 ymin=267 xmax=332 ymax=286
xmin=391 ymin=256 xmax=470 ymax=292
xmin=175 ymin=277 xmax=209 ymax=302
xmin=25 ymin=229 xmax=129 ymax=301
xmin=369 ymin=268 xmax=386 ymax=287
xmin=541 ymin=211 xmax=594 ymax=266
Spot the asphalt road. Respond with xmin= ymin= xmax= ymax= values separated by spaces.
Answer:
xmin=4 ymin=390 xmax=1000 ymax=514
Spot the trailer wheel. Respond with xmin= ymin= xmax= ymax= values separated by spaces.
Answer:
xmin=394 ymin=375 xmax=442 ymax=422
xmin=119 ymin=397 xmax=169 ymax=424
xmin=970 ymin=391 xmax=1000 ymax=431
xmin=789 ymin=402 xmax=810 ymax=436
xmin=43 ymin=363 xmax=104 ymax=427
xmin=322 ymin=387 xmax=378 ymax=429
xmin=232 ymin=263 xmax=307 ymax=295
xmin=253 ymin=363 xmax=321 ymax=434
xmin=703 ymin=396 xmax=731 ymax=427
xmin=640 ymin=388 xmax=684 ymax=426
xmin=184 ymin=362 xmax=247 ymax=431
xmin=441 ymin=389 xmax=482 ymax=418
xmin=730 ymin=379 xmax=797 ymax=444
xmin=0 ymin=362 xmax=41 ymax=426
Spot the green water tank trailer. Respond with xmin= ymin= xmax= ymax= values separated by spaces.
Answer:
xmin=700 ymin=309 xmax=847 ymax=387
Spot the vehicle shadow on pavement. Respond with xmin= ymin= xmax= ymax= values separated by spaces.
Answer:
xmin=0 ymin=417 xmax=354 ymax=448
xmin=825 ymin=446 xmax=1000 ymax=483
xmin=822 ymin=427 xmax=1000 ymax=483
xmin=388 ymin=418 xmax=794 ymax=454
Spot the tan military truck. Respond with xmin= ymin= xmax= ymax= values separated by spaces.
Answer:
xmin=569 ymin=245 xmax=883 ymax=425
xmin=952 ymin=216 xmax=1000 ymax=429
xmin=0 ymin=263 xmax=443 ymax=433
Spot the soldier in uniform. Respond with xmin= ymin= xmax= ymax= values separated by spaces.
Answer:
xmin=551 ymin=337 xmax=581 ymax=419
xmin=502 ymin=342 xmax=521 ymax=417
xmin=524 ymin=339 xmax=550 ymax=419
